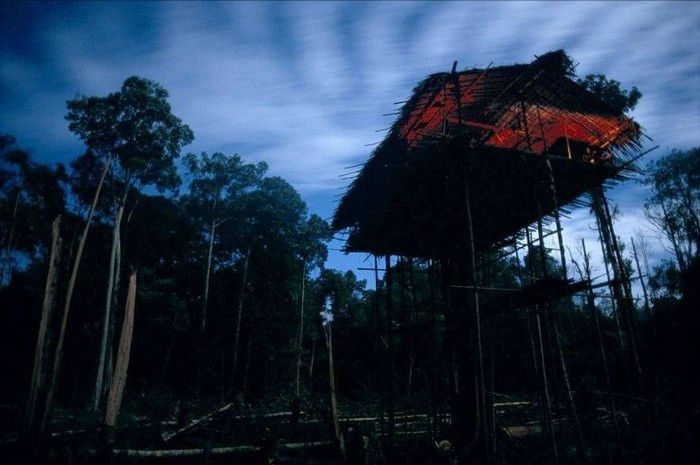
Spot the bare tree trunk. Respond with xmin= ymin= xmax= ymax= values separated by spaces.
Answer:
xmin=201 ymin=218 xmax=217 ymax=334
xmin=105 ymin=271 xmax=137 ymax=428
xmin=195 ymin=218 xmax=217 ymax=394
xmin=631 ymin=236 xmax=651 ymax=319
xmin=43 ymin=154 xmax=112 ymax=431
xmin=159 ymin=307 xmax=181 ymax=386
xmin=93 ymin=203 xmax=125 ymax=411
xmin=232 ymin=242 xmax=252 ymax=389
xmin=107 ymin=194 xmax=138 ymax=393
xmin=308 ymin=339 xmax=315 ymax=379
xmin=324 ymin=322 xmax=345 ymax=459
xmin=242 ymin=320 xmax=254 ymax=398
xmin=295 ymin=263 xmax=306 ymax=398
xmin=23 ymin=216 xmax=61 ymax=435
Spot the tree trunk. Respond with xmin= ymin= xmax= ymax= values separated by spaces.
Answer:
xmin=324 ymin=322 xmax=345 ymax=459
xmin=295 ymin=262 xmax=306 ymax=398
xmin=232 ymin=242 xmax=252 ymax=389
xmin=201 ymin=218 xmax=217 ymax=334
xmin=195 ymin=218 xmax=217 ymax=394
xmin=631 ymin=236 xmax=651 ymax=319
xmin=105 ymin=271 xmax=137 ymax=428
xmin=23 ymin=216 xmax=61 ymax=436
xmin=105 ymin=215 xmax=123 ymax=390
xmin=43 ymin=154 xmax=112 ymax=432
xmin=93 ymin=203 xmax=125 ymax=411
xmin=308 ymin=339 xmax=315 ymax=379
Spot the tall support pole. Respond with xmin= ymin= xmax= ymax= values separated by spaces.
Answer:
xmin=427 ymin=258 xmax=440 ymax=439
xmin=536 ymin=218 xmax=561 ymax=397
xmin=526 ymin=227 xmax=559 ymax=465
xmin=384 ymin=255 xmax=395 ymax=462
xmin=514 ymin=240 xmax=540 ymax=384
xmin=594 ymin=209 xmax=626 ymax=357
xmin=582 ymin=239 xmax=622 ymax=447
xmin=542 ymin=157 xmax=587 ymax=459
xmin=592 ymin=188 xmax=642 ymax=381
xmin=373 ymin=256 xmax=386 ymax=440
xmin=464 ymin=168 xmax=488 ymax=459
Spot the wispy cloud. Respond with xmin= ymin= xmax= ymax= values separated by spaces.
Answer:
xmin=2 ymin=0 xmax=698 ymax=282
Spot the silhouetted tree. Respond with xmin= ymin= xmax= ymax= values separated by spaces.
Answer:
xmin=66 ymin=76 xmax=194 ymax=410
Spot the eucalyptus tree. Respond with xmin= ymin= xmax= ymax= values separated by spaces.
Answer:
xmin=65 ymin=76 xmax=194 ymax=411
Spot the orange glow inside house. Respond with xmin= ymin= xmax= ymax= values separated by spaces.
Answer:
xmin=333 ymin=51 xmax=644 ymax=256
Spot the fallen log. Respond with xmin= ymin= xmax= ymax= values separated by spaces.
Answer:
xmin=94 ymin=440 xmax=335 ymax=458
xmin=161 ymin=402 xmax=234 ymax=442
xmin=112 ymin=445 xmax=259 ymax=458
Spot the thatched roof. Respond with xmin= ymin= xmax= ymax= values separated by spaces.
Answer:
xmin=333 ymin=50 xmax=644 ymax=258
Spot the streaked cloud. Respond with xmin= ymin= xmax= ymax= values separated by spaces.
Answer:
xmin=2 ymin=0 xmax=698 ymax=282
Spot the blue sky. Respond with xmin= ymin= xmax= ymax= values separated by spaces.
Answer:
xmin=2 ymin=1 xmax=699 ymax=288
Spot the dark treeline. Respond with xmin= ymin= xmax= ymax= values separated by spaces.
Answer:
xmin=0 ymin=76 xmax=698 ymax=464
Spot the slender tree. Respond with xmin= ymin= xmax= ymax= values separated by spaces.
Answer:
xmin=65 ymin=76 xmax=193 ymax=411
xmin=644 ymin=147 xmax=700 ymax=272
xmin=183 ymin=152 xmax=266 ymax=388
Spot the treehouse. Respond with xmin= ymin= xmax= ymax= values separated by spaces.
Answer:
xmin=332 ymin=50 xmax=643 ymax=259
